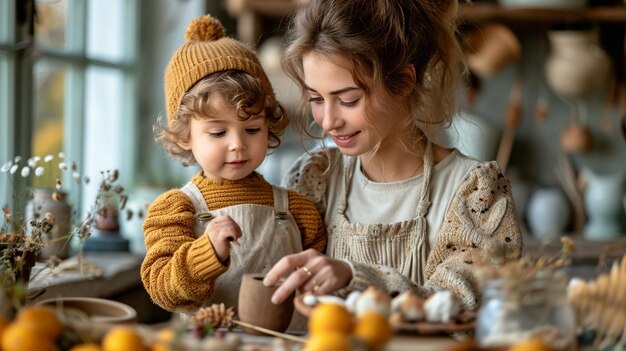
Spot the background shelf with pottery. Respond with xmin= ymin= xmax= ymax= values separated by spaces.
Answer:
xmin=456 ymin=1 xmax=626 ymax=242
xmin=459 ymin=4 xmax=626 ymax=23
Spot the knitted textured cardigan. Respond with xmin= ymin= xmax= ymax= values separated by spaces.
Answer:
xmin=284 ymin=148 xmax=522 ymax=311
xmin=141 ymin=172 xmax=327 ymax=312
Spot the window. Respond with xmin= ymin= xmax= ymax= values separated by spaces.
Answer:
xmin=0 ymin=0 xmax=139 ymax=218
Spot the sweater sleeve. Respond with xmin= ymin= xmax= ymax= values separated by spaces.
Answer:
xmin=424 ymin=161 xmax=523 ymax=311
xmin=282 ymin=148 xmax=341 ymax=219
xmin=140 ymin=189 xmax=229 ymax=313
xmin=287 ymin=190 xmax=327 ymax=253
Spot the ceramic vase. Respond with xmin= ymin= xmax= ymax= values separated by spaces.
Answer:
xmin=466 ymin=24 xmax=522 ymax=79
xmin=238 ymin=273 xmax=294 ymax=335
xmin=527 ymin=187 xmax=570 ymax=240
xmin=582 ymin=169 xmax=624 ymax=240
xmin=545 ymin=30 xmax=611 ymax=98
xmin=441 ymin=111 xmax=501 ymax=162
xmin=25 ymin=188 xmax=71 ymax=259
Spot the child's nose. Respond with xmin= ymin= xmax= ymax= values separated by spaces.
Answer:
xmin=228 ymin=133 xmax=246 ymax=151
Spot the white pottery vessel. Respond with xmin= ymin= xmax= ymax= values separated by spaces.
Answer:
xmin=25 ymin=188 xmax=71 ymax=259
xmin=545 ymin=30 xmax=611 ymax=98
xmin=440 ymin=111 xmax=501 ymax=162
xmin=527 ymin=187 xmax=570 ymax=240
xmin=582 ymin=169 xmax=624 ymax=240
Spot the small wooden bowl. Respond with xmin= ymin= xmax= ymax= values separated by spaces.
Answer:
xmin=35 ymin=297 xmax=137 ymax=324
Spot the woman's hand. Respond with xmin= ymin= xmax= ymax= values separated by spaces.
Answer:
xmin=263 ymin=249 xmax=353 ymax=304
xmin=205 ymin=215 xmax=242 ymax=262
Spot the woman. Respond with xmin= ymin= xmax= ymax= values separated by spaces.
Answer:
xmin=263 ymin=0 xmax=522 ymax=311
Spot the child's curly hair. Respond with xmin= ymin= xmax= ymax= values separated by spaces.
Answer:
xmin=154 ymin=70 xmax=288 ymax=166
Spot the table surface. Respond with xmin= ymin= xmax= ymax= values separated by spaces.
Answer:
xmin=27 ymin=252 xmax=144 ymax=303
xmin=371 ymin=335 xmax=456 ymax=350
xmin=228 ymin=332 xmax=458 ymax=351
xmin=26 ymin=252 xmax=459 ymax=349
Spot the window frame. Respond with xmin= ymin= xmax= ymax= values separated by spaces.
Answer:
xmin=0 ymin=0 xmax=139 ymax=220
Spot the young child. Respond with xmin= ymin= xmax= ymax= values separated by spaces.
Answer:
xmin=263 ymin=0 xmax=523 ymax=312
xmin=140 ymin=14 xmax=326 ymax=314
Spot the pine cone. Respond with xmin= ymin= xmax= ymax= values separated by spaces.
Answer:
xmin=191 ymin=303 xmax=235 ymax=329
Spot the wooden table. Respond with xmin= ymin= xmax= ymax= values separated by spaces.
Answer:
xmin=236 ymin=332 xmax=457 ymax=350
xmin=27 ymin=252 xmax=171 ymax=324
xmin=386 ymin=335 xmax=457 ymax=350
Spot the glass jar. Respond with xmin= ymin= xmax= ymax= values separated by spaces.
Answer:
xmin=476 ymin=271 xmax=577 ymax=350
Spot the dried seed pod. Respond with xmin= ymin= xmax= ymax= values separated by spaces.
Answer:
xmin=567 ymin=254 xmax=626 ymax=347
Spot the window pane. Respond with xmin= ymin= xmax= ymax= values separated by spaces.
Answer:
xmin=35 ymin=0 xmax=68 ymax=50
xmin=83 ymin=66 xmax=124 ymax=206
xmin=0 ymin=0 xmax=13 ymax=44
xmin=87 ymin=0 xmax=125 ymax=62
xmin=32 ymin=59 xmax=67 ymax=188
xmin=0 ymin=54 xmax=12 ymax=207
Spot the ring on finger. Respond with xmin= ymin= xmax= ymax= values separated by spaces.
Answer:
xmin=299 ymin=266 xmax=312 ymax=278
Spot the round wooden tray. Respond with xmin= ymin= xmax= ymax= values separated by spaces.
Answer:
xmin=294 ymin=294 xmax=476 ymax=335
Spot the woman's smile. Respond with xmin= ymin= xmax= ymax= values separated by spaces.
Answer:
xmin=330 ymin=131 xmax=361 ymax=147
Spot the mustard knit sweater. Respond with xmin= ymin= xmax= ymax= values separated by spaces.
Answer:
xmin=141 ymin=172 xmax=327 ymax=312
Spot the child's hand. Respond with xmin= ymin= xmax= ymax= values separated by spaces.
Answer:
xmin=205 ymin=215 xmax=242 ymax=262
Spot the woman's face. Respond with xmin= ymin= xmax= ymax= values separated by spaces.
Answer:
xmin=302 ymin=52 xmax=399 ymax=157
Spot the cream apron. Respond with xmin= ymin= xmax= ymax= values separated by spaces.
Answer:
xmin=327 ymin=142 xmax=433 ymax=285
xmin=181 ymin=182 xmax=303 ymax=321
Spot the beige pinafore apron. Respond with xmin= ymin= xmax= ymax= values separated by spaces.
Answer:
xmin=327 ymin=142 xmax=433 ymax=285
xmin=181 ymin=182 xmax=304 ymax=328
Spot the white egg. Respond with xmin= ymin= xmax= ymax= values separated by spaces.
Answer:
xmin=393 ymin=291 xmax=425 ymax=322
xmin=355 ymin=287 xmax=391 ymax=317
xmin=303 ymin=294 xmax=318 ymax=306
xmin=317 ymin=295 xmax=347 ymax=306
xmin=391 ymin=292 xmax=406 ymax=312
xmin=345 ymin=291 xmax=362 ymax=313
xmin=423 ymin=290 xmax=460 ymax=323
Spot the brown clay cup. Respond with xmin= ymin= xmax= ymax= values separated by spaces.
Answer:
xmin=238 ymin=273 xmax=294 ymax=335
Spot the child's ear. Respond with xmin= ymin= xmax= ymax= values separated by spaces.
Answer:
xmin=177 ymin=140 xmax=192 ymax=150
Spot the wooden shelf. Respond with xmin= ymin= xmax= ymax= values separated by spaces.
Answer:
xmin=459 ymin=4 xmax=626 ymax=24
xmin=523 ymin=234 xmax=625 ymax=264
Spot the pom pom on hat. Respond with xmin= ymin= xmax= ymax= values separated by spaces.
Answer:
xmin=164 ymin=14 xmax=276 ymax=122
xmin=185 ymin=15 xmax=225 ymax=42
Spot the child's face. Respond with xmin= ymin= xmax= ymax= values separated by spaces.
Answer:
xmin=178 ymin=95 xmax=269 ymax=181
xmin=302 ymin=52 xmax=399 ymax=157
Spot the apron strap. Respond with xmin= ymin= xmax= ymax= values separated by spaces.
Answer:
xmin=337 ymin=155 xmax=358 ymax=213
xmin=180 ymin=182 xmax=212 ymax=220
xmin=408 ymin=140 xmax=433 ymax=284
xmin=416 ymin=141 xmax=433 ymax=217
xmin=272 ymin=185 xmax=290 ymax=219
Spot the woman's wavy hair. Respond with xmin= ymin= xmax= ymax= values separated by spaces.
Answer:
xmin=154 ymin=70 xmax=288 ymax=166
xmin=282 ymin=0 xmax=464 ymax=156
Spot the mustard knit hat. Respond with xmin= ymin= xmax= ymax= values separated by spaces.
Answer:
xmin=164 ymin=15 xmax=276 ymax=121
